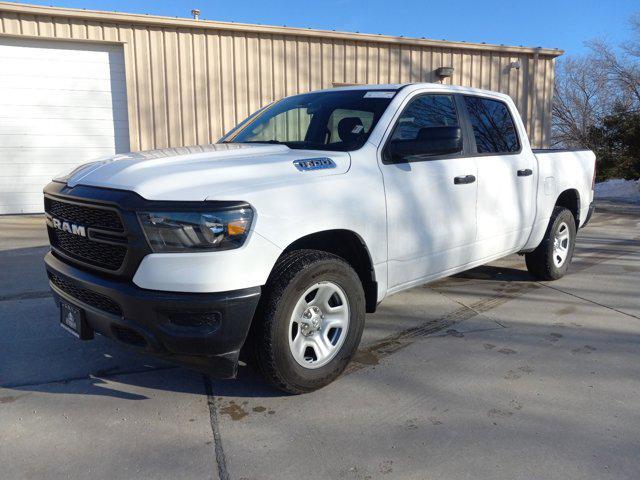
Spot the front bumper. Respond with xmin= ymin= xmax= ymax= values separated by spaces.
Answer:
xmin=45 ymin=252 xmax=261 ymax=378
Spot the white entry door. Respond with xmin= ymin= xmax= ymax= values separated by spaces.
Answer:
xmin=0 ymin=37 xmax=129 ymax=214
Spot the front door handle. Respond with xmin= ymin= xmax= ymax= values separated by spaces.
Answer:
xmin=454 ymin=175 xmax=476 ymax=185
xmin=517 ymin=168 xmax=533 ymax=177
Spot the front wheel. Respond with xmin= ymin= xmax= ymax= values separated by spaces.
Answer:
xmin=251 ymin=250 xmax=366 ymax=394
xmin=525 ymin=206 xmax=577 ymax=280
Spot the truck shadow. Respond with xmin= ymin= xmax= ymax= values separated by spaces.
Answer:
xmin=454 ymin=264 xmax=533 ymax=282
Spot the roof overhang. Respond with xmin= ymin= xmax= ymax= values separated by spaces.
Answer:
xmin=0 ymin=2 xmax=564 ymax=57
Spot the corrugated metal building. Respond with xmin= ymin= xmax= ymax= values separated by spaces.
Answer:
xmin=0 ymin=2 xmax=562 ymax=213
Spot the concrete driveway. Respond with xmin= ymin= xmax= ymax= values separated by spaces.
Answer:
xmin=1 ymin=203 xmax=639 ymax=480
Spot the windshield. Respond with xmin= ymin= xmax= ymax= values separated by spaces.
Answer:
xmin=221 ymin=90 xmax=397 ymax=151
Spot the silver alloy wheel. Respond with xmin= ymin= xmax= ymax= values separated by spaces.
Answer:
xmin=552 ymin=221 xmax=570 ymax=267
xmin=288 ymin=281 xmax=350 ymax=369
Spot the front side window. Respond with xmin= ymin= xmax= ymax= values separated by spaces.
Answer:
xmin=390 ymin=94 xmax=459 ymax=141
xmin=385 ymin=94 xmax=463 ymax=162
xmin=223 ymin=90 xmax=395 ymax=151
xmin=463 ymin=96 xmax=520 ymax=154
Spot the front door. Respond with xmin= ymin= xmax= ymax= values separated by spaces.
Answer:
xmin=380 ymin=93 xmax=478 ymax=292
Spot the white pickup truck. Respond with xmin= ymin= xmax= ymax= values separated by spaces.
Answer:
xmin=44 ymin=83 xmax=596 ymax=393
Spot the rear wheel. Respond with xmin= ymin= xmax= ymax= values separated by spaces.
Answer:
xmin=251 ymin=250 xmax=365 ymax=394
xmin=525 ymin=206 xmax=577 ymax=280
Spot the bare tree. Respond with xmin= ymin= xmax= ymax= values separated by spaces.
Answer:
xmin=590 ymin=12 xmax=640 ymax=107
xmin=588 ymin=49 xmax=640 ymax=109
xmin=553 ymin=12 xmax=640 ymax=148
xmin=551 ymin=57 xmax=610 ymax=148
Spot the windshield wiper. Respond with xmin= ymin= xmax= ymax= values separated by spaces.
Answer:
xmin=223 ymin=140 xmax=342 ymax=151
xmin=232 ymin=140 xmax=290 ymax=146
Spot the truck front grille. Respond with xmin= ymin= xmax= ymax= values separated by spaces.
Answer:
xmin=48 ymin=271 xmax=122 ymax=317
xmin=45 ymin=197 xmax=129 ymax=272
xmin=45 ymin=198 xmax=124 ymax=232
xmin=50 ymin=229 xmax=127 ymax=271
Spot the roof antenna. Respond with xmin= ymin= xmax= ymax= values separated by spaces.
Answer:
xmin=191 ymin=8 xmax=200 ymax=20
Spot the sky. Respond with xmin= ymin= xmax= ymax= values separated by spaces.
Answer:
xmin=16 ymin=0 xmax=640 ymax=57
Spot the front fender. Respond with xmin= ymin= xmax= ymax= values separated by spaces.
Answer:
xmin=132 ymin=230 xmax=282 ymax=293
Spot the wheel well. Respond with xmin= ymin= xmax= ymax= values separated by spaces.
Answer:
xmin=555 ymin=189 xmax=580 ymax=228
xmin=282 ymin=230 xmax=378 ymax=313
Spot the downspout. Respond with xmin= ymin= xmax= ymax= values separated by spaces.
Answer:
xmin=529 ymin=47 xmax=541 ymax=148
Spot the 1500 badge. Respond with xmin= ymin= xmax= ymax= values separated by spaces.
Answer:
xmin=51 ymin=218 xmax=87 ymax=237
xmin=293 ymin=157 xmax=336 ymax=172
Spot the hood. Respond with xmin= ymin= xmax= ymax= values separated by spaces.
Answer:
xmin=65 ymin=143 xmax=351 ymax=201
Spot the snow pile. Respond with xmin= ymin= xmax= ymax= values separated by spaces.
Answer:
xmin=594 ymin=178 xmax=640 ymax=203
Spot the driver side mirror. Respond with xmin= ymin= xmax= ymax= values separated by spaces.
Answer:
xmin=386 ymin=126 xmax=463 ymax=163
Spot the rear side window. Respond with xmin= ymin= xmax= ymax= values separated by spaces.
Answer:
xmin=463 ymin=96 xmax=520 ymax=154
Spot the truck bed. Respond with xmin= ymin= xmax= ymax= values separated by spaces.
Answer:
xmin=533 ymin=148 xmax=596 ymax=226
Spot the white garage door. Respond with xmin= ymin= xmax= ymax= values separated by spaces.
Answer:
xmin=0 ymin=37 xmax=129 ymax=214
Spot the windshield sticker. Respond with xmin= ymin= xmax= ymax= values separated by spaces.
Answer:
xmin=352 ymin=125 xmax=364 ymax=134
xmin=364 ymin=91 xmax=395 ymax=99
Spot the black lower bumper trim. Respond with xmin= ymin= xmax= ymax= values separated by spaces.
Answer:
xmin=45 ymin=252 xmax=261 ymax=378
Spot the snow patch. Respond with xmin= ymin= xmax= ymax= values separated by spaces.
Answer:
xmin=594 ymin=178 xmax=640 ymax=203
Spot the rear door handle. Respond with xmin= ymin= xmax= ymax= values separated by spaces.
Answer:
xmin=517 ymin=168 xmax=533 ymax=177
xmin=453 ymin=175 xmax=476 ymax=185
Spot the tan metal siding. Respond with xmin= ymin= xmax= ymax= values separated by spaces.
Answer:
xmin=0 ymin=6 xmax=559 ymax=150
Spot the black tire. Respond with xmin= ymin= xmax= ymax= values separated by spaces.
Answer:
xmin=525 ymin=206 xmax=577 ymax=280
xmin=250 ymin=249 xmax=366 ymax=394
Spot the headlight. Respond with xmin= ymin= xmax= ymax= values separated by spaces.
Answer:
xmin=137 ymin=207 xmax=253 ymax=252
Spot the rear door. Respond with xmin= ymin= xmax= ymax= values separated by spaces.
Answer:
xmin=379 ymin=93 xmax=478 ymax=291
xmin=461 ymin=95 xmax=536 ymax=256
